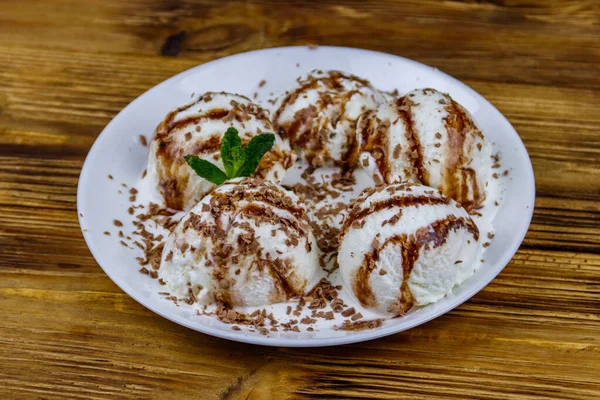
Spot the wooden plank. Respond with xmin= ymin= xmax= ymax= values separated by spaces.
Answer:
xmin=1 ymin=1 xmax=599 ymax=88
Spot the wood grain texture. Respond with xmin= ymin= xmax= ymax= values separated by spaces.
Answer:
xmin=1 ymin=0 xmax=599 ymax=398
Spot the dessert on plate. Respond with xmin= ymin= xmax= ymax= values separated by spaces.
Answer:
xmin=338 ymin=182 xmax=482 ymax=316
xmin=273 ymin=70 xmax=386 ymax=167
xmin=147 ymin=92 xmax=294 ymax=211
xmin=117 ymin=71 xmax=501 ymax=335
xmin=357 ymin=88 xmax=491 ymax=212
xmin=158 ymin=178 xmax=321 ymax=307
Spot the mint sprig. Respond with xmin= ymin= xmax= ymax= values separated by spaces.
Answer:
xmin=185 ymin=128 xmax=275 ymax=185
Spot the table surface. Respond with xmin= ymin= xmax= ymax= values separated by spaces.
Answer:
xmin=1 ymin=0 xmax=599 ymax=399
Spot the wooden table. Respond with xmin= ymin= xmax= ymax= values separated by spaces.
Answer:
xmin=1 ymin=1 xmax=599 ymax=398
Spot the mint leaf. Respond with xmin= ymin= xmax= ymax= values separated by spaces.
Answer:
xmin=185 ymin=129 xmax=275 ymax=187
xmin=237 ymin=133 xmax=276 ymax=177
xmin=220 ymin=127 xmax=242 ymax=177
xmin=184 ymin=155 xmax=228 ymax=185
xmin=230 ymin=146 xmax=246 ymax=177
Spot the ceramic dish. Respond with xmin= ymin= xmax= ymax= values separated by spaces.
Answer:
xmin=77 ymin=46 xmax=535 ymax=347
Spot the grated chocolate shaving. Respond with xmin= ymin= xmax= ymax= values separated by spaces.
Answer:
xmin=336 ymin=319 xmax=384 ymax=331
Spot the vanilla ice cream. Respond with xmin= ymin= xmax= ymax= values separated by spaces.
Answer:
xmin=147 ymin=92 xmax=295 ymax=211
xmin=338 ymin=183 xmax=482 ymax=316
xmin=358 ymin=88 xmax=491 ymax=213
xmin=273 ymin=70 xmax=385 ymax=167
xmin=158 ymin=178 xmax=322 ymax=307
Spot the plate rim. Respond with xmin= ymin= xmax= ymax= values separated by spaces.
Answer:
xmin=77 ymin=45 xmax=536 ymax=347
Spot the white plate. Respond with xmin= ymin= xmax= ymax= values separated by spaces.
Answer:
xmin=77 ymin=46 xmax=535 ymax=347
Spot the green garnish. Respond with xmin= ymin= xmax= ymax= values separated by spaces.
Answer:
xmin=184 ymin=155 xmax=228 ymax=185
xmin=185 ymin=127 xmax=275 ymax=185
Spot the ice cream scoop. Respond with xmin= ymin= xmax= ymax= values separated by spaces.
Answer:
xmin=357 ymin=88 xmax=491 ymax=213
xmin=158 ymin=178 xmax=322 ymax=307
xmin=273 ymin=70 xmax=385 ymax=167
xmin=338 ymin=183 xmax=482 ymax=316
xmin=147 ymin=92 xmax=294 ymax=211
